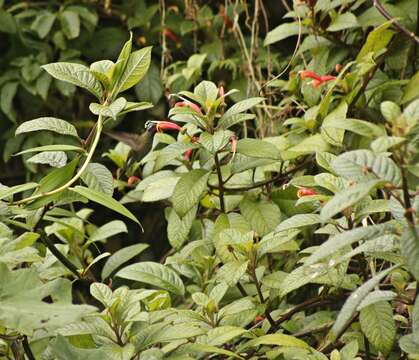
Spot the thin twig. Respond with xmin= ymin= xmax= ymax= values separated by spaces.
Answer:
xmin=22 ymin=336 xmax=35 ymax=360
xmin=373 ymin=0 xmax=419 ymax=44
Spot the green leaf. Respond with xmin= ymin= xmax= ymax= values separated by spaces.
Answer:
xmin=1 ymin=82 xmax=18 ymax=123
xmin=167 ymin=206 xmax=196 ymax=249
xmin=140 ymin=175 xmax=180 ymax=203
xmin=171 ymin=169 xmax=210 ymax=217
xmin=371 ymin=136 xmax=405 ymax=153
xmin=90 ymin=59 xmax=114 ymax=89
xmin=401 ymin=226 xmax=419 ymax=281
xmin=188 ymin=343 xmax=244 ymax=360
xmin=59 ymin=10 xmax=80 ymax=39
xmin=322 ymin=117 xmax=383 ymax=138
xmin=194 ymin=80 xmax=218 ymax=105
xmin=243 ymin=333 xmax=310 ymax=350
xmin=320 ymin=180 xmax=381 ymax=221
xmin=120 ymin=101 xmax=153 ymax=115
xmin=27 ymin=151 xmax=67 ymax=168
xmin=0 ymin=183 xmax=38 ymax=201
xmin=116 ymin=261 xmax=185 ymax=296
xmin=220 ymin=97 xmax=264 ymax=121
xmin=264 ymin=22 xmax=308 ymax=45
xmin=217 ymin=113 xmax=256 ymax=130
xmin=80 ymin=162 xmax=114 ymax=196
xmin=328 ymin=267 xmax=395 ymax=341
xmin=90 ymin=282 xmax=113 ymax=307
xmin=204 ymin=326 xmax=247 ymax=346
xmin=38 ymin=158 xmax=79 ymax=193
xmin=199 ymin=130 xmax=233 ymax=154
xmin=332 ymin=150 xmax=402 ymax=186
xmin=135 ymin=63 xmax=163 ymax=104
xmin=113 ymin=46 xmax=152 ymax=95
xmin=356 ymin=21 xmax=394 ymax=61
xmin=16 ymin=144 xmax=84 ymax=156
xmin=237 ymin=138 xmax=280 ymax=159
xmin=42 ymin=62 xmax=103 ymax=99
xmin=327 ymin=12 xmax=358 ymax=32
xmin=217 ymin=260 xmax=249 ymax=286
xmin=0 ymin=9 xmax=17 ymax=34
xmin=360 ymin=301 xmax=396 ymax=356
xmin=276 ymin=214 xmax=321 ymax=232
xmin=89 ymin=97 xmax=127 ymax=120
xmin=31 ymin=11 xmax=56 ymax=38
xmin=358 ymin=290 xmax=397 ymax=310
xmin=380 ymin=101 xmax=401 ymax=122
xmin=402 ymin=71 xmax=419 ymax=104
xmin=321 ymin=102 xmax=347 ymax=146
xmin=70 ymin=186 xmax=141 ymax=226
xmin=88 ymin=220 xmax=127 ymax=244
xmin=102 ymin=243 xmax=149 ymax=279
xmin=240 ymin=196 xmax=281 ymax=236
xmin=50 ymin=336 xmax=108 ymax=360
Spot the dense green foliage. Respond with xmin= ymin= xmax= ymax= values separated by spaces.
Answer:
xmin=0 ymin=0 xmax=418 ymax=359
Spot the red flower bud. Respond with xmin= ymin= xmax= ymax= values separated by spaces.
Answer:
xmin=335 ymin=63 xmax=343 ymax=73
xmin=155 ymin=121 xmax=182 ymax=132
xmin=183 ymin=148 xmax=193 ymax=161
xmin=230 ymin=135 xmax=237 ymax=154
xmin=174 ymin=101 xmax=202 ymax=114
xmin=127 ymin=176 xmax=140 ymax=187
xmin=311 ymin=79 xmax=322 ymax=88
xmin=297 ymin=187 xmax=317 ymax=198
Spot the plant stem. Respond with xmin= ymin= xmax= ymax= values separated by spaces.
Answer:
xmin=214 ymin=152 xmax=226 ymax=213
xmin=14 ymin=115 xmax=104 ymax=205
xmin=21 ymin=336 xmax=35 ymax=360
xmin=40 ymin=232 xmax=82 ymax=279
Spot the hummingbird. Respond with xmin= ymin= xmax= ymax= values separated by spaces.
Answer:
xmin=104 ymin=120 xmax=182 ymax=172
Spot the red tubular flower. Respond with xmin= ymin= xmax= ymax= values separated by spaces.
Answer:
xmin=320 ymin=75 xmax=337 ymax=82
xmin=174 ymin=101 xmax=202 ymax=114
xmin=299 ymin=70 xmax=321 ymax=81
xmin=155 ymin=121 xmax=182 ymax=132
xmin=297 ymin=187 xmax=318 ymax=198
xmin=163 ymin=28 xmax=178 ymax=43
xmin=183 ymin=148 xmax=193 ymax=161
xmin=127 ymin=176 xmax=140 ymax=187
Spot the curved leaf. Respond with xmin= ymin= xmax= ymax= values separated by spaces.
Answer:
xmin=16 ymin=117 xmax=79 ymax=137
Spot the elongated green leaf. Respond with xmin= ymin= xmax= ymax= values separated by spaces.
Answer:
xmin=116 ymin=261 xmax=184 ymax=296
xmin=167 ymin=206 xmax=196 ymax=249
xmin=1 ymin=82 xmax=18 ymax=123
xmin=320 ymin=180 xmax=381 ymax=221
xmin=243 ymin=333 xmax=310 ymax=350
xmin=70 ymin=186 xmax=141 ymax=226
xmin=276 ymin=214 xmax=321 ymax=232
xmin=27 ymin=151 xmax=67 ymax=168
xmin=332 ymin=150 xmax=402 ymax=186
xmin=120 ymin=101 xmax=153 ymax=115
xmin=42 ymin=62 xmax=103 ymax=99
xmin=358 ymin=290 xmax=397 ymax=310
xmin=371 ymin=136 xmax=405 ymax=153
xmin=328 ymin=267 xmax=395 ymax=341
xmin=38 ymin=158 xmax=79 ymax=193
xmin=0 ymin=183 xmax=38 ymax=201
xmin=264 ymin=22 xmax=308 ymax=45
xmin=322 ymin=117 xmax=383 ymax=137
xmin=188 ymin=343 xmax=244 ymax=360
xmin=304 ymin=222 xmax=395 ymax=267
xmin=356 ymin=21 xmax=394 ymax=61
xmin=360 ymin=301 xmax=396 ymax=356
xmin=113 ymin=47 xmax=152 ymax=94
xmin=80 ymin=162 xmax=114 ymax=196
xmin=59 ymin=10 xmax=80 ymax=39
xmin=171 ymin=169 xmax=210 ymax=217
xmin=327 ymin=12 xmax=358 ymax=32
xmin=221 ymin=97 xmax=264 ymax=120
xmin=401 ymin=226 xmax=419 ymax=280
xmin=205 ymin=326 xmax=247 ymax=346
xmin=31 ymin=11 xmax=56 ymax=38
xmin=88 ymin=220 xmax=127 ymax=244
xmin=101 ymin=243 xmax=149 ymax=279
xmin=217 ymin=113 xmax=255 ymax=129
xmin=16 ymin=145 xmax=84 ymax=155
xmin=237 ymin=138 xmax=280 ymax=159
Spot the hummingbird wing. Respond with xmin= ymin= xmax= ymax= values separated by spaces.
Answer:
xmin=104 ymin=130 xmax=144 ymax=152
